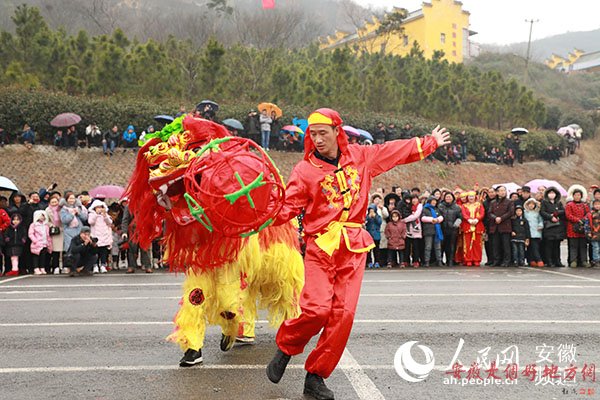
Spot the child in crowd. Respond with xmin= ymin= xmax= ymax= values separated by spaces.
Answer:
xmin=88 ymin=200 xmax=113 ymax=274
xmin=588 ymin=199 xmax=600 ymax=266
xmin=511 ymin=205 xmax=530 ymax=267
xmin=385 ymin=210 xmax=406 ymax=268
xmin=4 ymin=214 xmax=26 ymax=276
xmin=111 ymin=223 xmax=121 ymax=270
xmin=29 ymin=210 xmax=52 ymax=275
xmin=524 ymin=199 xmax=544 ymax=267
xmin=365 ymin=205 xmax=382 ymax=268
xmin=403 ymin=194 xmax=423 ymax=267
xmin=421 ymin=197 xmax=444 ymax=267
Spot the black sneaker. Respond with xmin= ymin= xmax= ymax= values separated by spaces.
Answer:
xmin=179 ymin=348 xmax=203 ymax=367
xmin=220 ymin=334 xmax=234 ymax=352
xmin=266 ymin=348 xmax=291 ymax=383
xmin=304 ymin=372 xmax=334 ymax=400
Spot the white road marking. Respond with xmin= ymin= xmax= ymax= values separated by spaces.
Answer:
xmin=3 ymin=293 xmax=600 ymax=302
xmin=537 ymin=285 xmax=600 ymax=288
xmin=3 ymin=319 xmax=600 ymax=327
xmin=340 ymin=348 xmax=385 ymax=400
xmin=0 ymin=276 xmax=30 ymax=284
xmin=519 ymin=267 xmax=600 ymax=282
xmin=0 ymin=291 xmax=55 ymax=294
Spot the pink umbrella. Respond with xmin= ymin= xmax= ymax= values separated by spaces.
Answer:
xmin=557 ymin=126 xmax=575 ymax=137
xmin=525 ymin=179 xmax=567 ymax=196
xmin=50 ymin=113 xmax=82 ymax=128
xmin=281 ymin=125 xmax=303 ymax=134
xmin=89 ymin=185 xmax=125 ymax=199
xmin=343 ymin=125 xmax=361 ymax=138
xmin=492 ymin=182 xmax=521 ymax=195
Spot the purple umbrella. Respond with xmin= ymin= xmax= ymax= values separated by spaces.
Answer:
xmin=343 ymin=125 xmax=361 ymax=138
xmin=50 ymin=113 xmax=82 ymax=128
xmin=89 ymin=185 xmax=125 ymax=199
xmin=525 ymin=179 xmax=567 ymax=196
xmin=557 ymin=126 xmax=575 ymax=137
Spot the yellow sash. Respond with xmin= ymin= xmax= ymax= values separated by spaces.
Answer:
xmin=315 ymin=221 xmax=375 ymax=257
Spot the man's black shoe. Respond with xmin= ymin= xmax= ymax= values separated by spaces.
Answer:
xmin=220 ymin=334 xmax=234 ymax=352
xmin=179 ymin=348 xmax=203 ymax=367
xmin=266 ymin=348 xmax=291 ymax=383
xmin=304 ymin=372 xmax=334 ymax=400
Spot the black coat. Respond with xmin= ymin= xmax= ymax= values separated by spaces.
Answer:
xmin=438 ymin=200 xmax=462 ymax=233
xmin=511 ymin=216 xmax=530 ymax=241
xmin=540 ymin=199 xmax=566 ymax=241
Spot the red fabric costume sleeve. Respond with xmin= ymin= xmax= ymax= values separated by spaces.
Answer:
xmin=362 ymin=136 xmax=439 ymax=178
xmin=275 ymin=165 xmax=308 ymax=225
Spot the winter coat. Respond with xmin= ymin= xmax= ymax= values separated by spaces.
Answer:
xmin=385 ymin=218 xmax=407 ymax=250
xmin=0 ymin=209 xmax=10 ymax=232
xmin=45 ymin=204 xmax=64 ymax=252
xmin=123 ymin=125 xmax=137 ymax=143
xmin=523 ymin=199 xmax=543 ymax=239
xmin=259 ymin=114 xmax=272 ymax=132
xmin=565 ymin=185 xmax=590 ymax=239
xmin=403 ymin=203 xmax=423 ymax=239
xmin=366 ymin=205 xmax=382 ymax=241
xmin=88 ymin=203 xmax=113 ymax=247
xmin=487 ymin=197 xmax=515 ymax=234
xmin=588 ymin=209 xmax=600 ymax=241
xmin=460 ymin=202 xmax=485 ymax=234
xmin=539 ymin=187 xmax=566 ymax=241
xmin=28 ymin=218 xmax=52 ymax=255
xmin=5 ymin=220 xmax=27 ymax=257
xmin=438 ymin=198 xmax=462 ymax=233
xmin=60 ymin=198 xmax=88 ymax=252
xmin=511 ymin=216 xmax=530 ymax=242
xmin=421 ymin=205 xmax=444 ymax=237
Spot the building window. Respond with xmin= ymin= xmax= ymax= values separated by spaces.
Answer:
xmin=440 ymin=33 xmax=446 ymax=44
xmin=452 ymin=32 xmax=456 ymax=38
xmin=403 ymin=35 xmax=409 ymax=46
xmin=452 ymin=23 xmax=457 ymax=29
xmin=452 ymin=50 xmax=457 ymax=56
xmin=453 ymin=41 xmax=456 ymax=47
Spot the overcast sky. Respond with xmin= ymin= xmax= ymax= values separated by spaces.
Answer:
xmin=355 ymin=0 xmax=600 ymax=45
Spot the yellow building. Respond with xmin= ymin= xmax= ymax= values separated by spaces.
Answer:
xmin=545 ymin=49 xmax=585 ymax=71
xmin=320 ymin=0 xmax=477 ymax=63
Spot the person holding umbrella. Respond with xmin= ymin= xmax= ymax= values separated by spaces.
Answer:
xmin=259 ymin=109 xmax=273 ymax=150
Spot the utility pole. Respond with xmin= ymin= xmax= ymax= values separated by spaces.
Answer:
xmin=524 ymin=19 xmax=539 ymax=70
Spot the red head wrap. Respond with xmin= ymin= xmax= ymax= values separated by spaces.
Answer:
xmin=304 ymin=108 xmax=349 ymax=160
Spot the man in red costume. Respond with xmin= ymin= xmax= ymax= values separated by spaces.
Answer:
xmin=266 ymin=108 xmax=450 ymax=399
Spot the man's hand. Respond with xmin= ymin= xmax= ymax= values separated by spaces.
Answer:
xmin=431 ymin=125 xmax=450 ymax=147
xmin=495 ymin=217 xmax=501 ymax=224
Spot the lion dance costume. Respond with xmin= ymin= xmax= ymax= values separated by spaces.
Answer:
xmin=124 ymin=114 xmax=304 ymax=358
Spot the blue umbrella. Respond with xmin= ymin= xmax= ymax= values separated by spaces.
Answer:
xmin=356 ymin=129 xmax=374 ymax=141
xmin=293 ymin=118 xmax=308 ymax=134
xmin=154 ymin=115 xmax=174 ymax=124
xmin=222 ymin=118 xmax=244 ymax=131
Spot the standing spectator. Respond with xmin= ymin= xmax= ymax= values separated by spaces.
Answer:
xmin=514 ymin=136 xmax=522 ymax=163
xmin=88 ymin=200 xmax=113 ymax=274
xmin=102 ymin=125 xmax=119 ymax=156
xmin=488 ymin=186 xmax=514 ymax=267
xmin=421 ymin=197 xmax=443 ymax=267
xmin=365 ymin=205 xmax=382 ymax=268
xmin=259 ymin=109 xmax=272 ymax=150
xmin=53 ymin=129 xmax=65 ymax=148
xmin=60 ymin=193 xmax=88 ymax=274
xmin=458 ymin=131 xmax=468 ymax=161
xmin=587 ymin=199 xmax=600 ymax=267
xmin=524 ymin=198 xmax=544 ymax=267
xmin=21 ymin=124 xmax=35 ymax=148
xmin=387 ymin=123 xmax=397 ymax=141
xmin=565 ymin=185 xmax=590 ymax=268
xmin=0 ymin=205 xmax=10 ymax=275
xmin=0 ymin=127 xmax=7 ymax=147
xmin=4 ymin=213 xmax=26 ymax=276
xmin=270 ymin=111 xmax=281 ymax=150
xmin=28 ymin=210 xmax=52 ymax=275
xmin=438 ymin=192 xmax=462 ymax=266
xmin=400 ymin=123 xmax=412 ymax=139
xmin=460 ymin=191 xmax=485 ymax=267
xmin=385 ymin=209 xmax=406 ymax=268
xmin=45 ymin=195 xmax=64 ymax=274
xmin=122 ymin=125 xmax=137 ymax=151
xmin=121 ymin=203 xmax=153 ymax=274
xmin=540 ymin=187 xmax=566 ymax=268
xmin=511 ymin=205 xmax=530 ymax=267
xmin=65 ymin=227 xmax=97 ymax=276
xmin=245 ymin=110 xmax=260 ymax=145
xmin=403 ymin=194 xmax=423 ymax=267
xmin=8 ymin=192 xmax=33 ymax=274
xmin=374 ymin=122 xmax=386 ymax=144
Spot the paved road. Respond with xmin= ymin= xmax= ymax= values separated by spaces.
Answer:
xmin=1 ymin=266 xmax=599 ymax=400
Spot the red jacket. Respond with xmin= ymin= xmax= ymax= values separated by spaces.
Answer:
xmin=385 ymin=219 xmax=407 ymax=250
xmin=565 ymin=201 xmax=590 ymax=238
xmin=0 ymin=209 xmax=10 ymax=232
xmin=276 ymin=137 xmax=438 ymax=254
xmin=460 ymin=202 xmax=485 ymax=234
